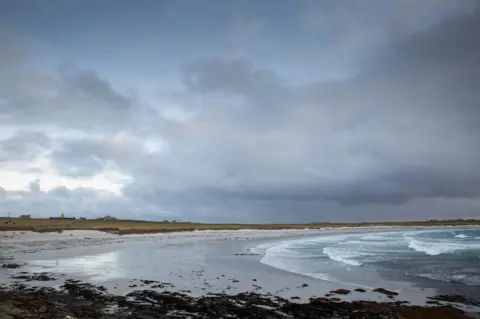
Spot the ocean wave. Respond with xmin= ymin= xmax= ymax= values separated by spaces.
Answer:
xmin=260 ymin=241 xmax=317 ymax=276
xmin=255 ymin=228 xmax=480 ymax=290
xmin=250 ymin=242 xmax=281 ymax=254
xmin=406 ymin=237 xmax=479 ymax=255
xmin=250 ymin=234 xmax=353 ymax=254
xmin=322 ymin=247 xmax=366 ymax=266
xmin=258 ymin=241 xmax=373 ymax=287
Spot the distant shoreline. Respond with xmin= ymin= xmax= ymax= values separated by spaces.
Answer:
xmin=0 ymin=217 xmax=478 ymax=235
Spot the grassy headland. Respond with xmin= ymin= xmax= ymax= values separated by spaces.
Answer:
xmin=0 ymin=217 xmax=478 ymax=235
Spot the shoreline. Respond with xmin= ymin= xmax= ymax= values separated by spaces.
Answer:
xmin=1 ymin=227 xmax=479 ymax=318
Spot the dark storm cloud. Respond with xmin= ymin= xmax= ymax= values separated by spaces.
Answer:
xmin=129 ymin=10 xmax=480 ymax=213
xmin=45 ymin=10 xmax=480 ymax=221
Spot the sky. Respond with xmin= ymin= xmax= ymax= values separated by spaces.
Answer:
xmin=0 ymin=0 xmax=480 ymax=223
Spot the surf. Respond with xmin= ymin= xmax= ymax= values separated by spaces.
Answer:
xmin=255 ymin=227 xmax=480 ymax=287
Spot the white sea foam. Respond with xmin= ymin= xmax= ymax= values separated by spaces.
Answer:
xmin=250 ymin=242 xmax=282 ymax=254
xmin=258 ymin=240 xmax=374 ymax=287
xmin=255 ymin=227 xmax=480 ymax=288
xmin=406 ymin=237 xmax=480 ymax=255
xmin=258 ymin=235 xmax=355 ymax=271
xmin=407 ymin=238 xmax=456 ymax=255
xmin=260 ymin=241 xmax=304 ymax=274
xmin=322 ymin=247 xmax=365 ymax=266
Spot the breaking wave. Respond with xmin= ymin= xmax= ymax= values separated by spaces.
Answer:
xmin=256 ymin=227 xmax=480 ymax=286
xmin=322 ymin=247 xmax=364 ymax=266
xmin=405 ymin=238 xmax=478 ymax=256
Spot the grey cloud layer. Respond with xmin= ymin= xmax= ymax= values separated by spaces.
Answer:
xmin=0 ymin=33 xmax=159 ymax=133
xmin=0 ymin=131 xmax=51 ymax=163
xmin=157 ymin=11 xmax=480 ymax=206
xmin=1 ymin=8 xmax=480 ymax=221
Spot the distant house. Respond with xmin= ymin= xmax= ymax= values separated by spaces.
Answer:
xmin=97 ymin=215 xmax=116 ymax=220
xmin=19 ymin=214 xmax=31 ymax=219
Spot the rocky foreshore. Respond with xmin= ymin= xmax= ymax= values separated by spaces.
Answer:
xmin=0 ymin=279 xmax=478 ymax=319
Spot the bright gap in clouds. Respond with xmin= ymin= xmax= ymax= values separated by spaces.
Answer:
xmin=0 ymin=128 xmax=143 ymax=195
xmin=0 ymin=153 xmax=131 ymax=195
xmin=0 ymin=169 xmax=128 ymax=195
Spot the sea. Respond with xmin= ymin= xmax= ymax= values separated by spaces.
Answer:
xmin=253 ymin=227 xmax=480 ymax=290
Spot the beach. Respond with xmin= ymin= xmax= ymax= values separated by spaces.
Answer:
xmin=1 ymin=227 xmax=479 ymax=318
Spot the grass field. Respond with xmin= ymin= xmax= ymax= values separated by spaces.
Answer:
xmin=0 ymin=217 xmax=478 ymax=235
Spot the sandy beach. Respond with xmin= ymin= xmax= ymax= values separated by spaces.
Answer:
xmin=1 ymin=227 xmax=480 ymax=318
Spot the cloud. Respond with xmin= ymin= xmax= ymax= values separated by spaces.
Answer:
xmin=0 ymin=30 xmax=161 ymax=133
xmin=0 ymin=130 xmax=51 ymax=163
xmin=1 ymin=5 xmax=480 ymax=222
xmin=49 ymin=131 xmax=168 ymax=182
xmin=60 ymin=68 xmax=132 ymax=111
xmin=131 ymin=10 xmax=480 ymax=213
xmin=0 ymin=27 xmax=28 ymax=69
xmin=0 ymin=181 xmax=122 ymax=218
xmin=227 ymin=15 xmax=267 ymax=59
xmin=183 ymin=58 xmax=280 ymax=97
xmin=301 ymin=0 xmax=478 ymax=52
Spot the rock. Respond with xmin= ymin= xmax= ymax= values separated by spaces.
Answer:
xmin=0 ymin=279 xmax=475 ymax=319
xmin=428 ymin=295 xmax=480 ymax=306
xmin=373 ymin=288 xmax=399 ymax=296
xmin=354 ymin=288 xmax=366 ymax=292
xmin=2 ymin=263 xmax=21 ymax=269
xmin=12 ymin=273 xmax=56 ymax=281
xmin=329 ymin=289 xmax=350 ymax=295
